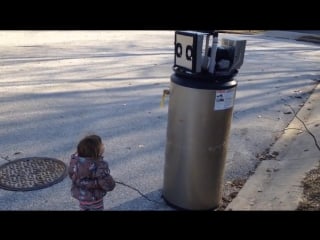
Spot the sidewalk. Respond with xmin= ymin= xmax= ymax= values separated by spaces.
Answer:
xmin=227 ymin=82 xmax=320 ymax=210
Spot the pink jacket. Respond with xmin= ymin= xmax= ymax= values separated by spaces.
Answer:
xmin=68 ymin=154 xmax=115 ymax=202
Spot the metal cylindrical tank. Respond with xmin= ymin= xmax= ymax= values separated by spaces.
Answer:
xmin=163 ymin=72 xmax=237 ymax=210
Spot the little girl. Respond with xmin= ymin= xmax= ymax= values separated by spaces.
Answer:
xmin=68 ymin=134 xmax=115 ymax=211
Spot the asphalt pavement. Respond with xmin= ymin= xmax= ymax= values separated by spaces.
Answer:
xmin=0 ymin=30 xmax=319 ymax=210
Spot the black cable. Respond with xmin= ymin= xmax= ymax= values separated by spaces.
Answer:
xmin=285 ymin=104 xmax=320 ymax=151
xmin=115 ymin=180 xmax=163 ymax=205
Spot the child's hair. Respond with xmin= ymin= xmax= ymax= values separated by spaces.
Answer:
xmin=77 ymin=134 xmax=103 ymax=160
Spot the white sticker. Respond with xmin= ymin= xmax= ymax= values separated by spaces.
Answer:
xmin=214 ymin=88 xmax=235 ymax=111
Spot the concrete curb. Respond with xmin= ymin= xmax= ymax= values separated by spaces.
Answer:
xmin=219 ymin=31 xmax=320 ymax=44
xmin=297 ymin=36 xmax=320 ymax=44
xmin=261 ymin=31 xmax=320 ymax=44
xmin=226 ymin=83 xmax=320 ymax=210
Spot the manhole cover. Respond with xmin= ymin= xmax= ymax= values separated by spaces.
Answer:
xmin=0 ymin=157 xmax=67 ymax=191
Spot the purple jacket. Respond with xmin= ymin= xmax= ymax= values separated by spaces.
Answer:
xmin=68 ymin=154 xmax=115 ymax=202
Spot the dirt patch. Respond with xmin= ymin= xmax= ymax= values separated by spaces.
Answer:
xmin=215 ymin=178 xmax=247 ymax=211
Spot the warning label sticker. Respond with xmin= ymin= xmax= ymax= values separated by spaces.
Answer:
xmin=214 ymin=88 xmax=236 ymax=111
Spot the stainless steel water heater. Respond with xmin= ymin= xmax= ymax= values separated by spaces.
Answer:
xmin=163 ymin=31 xmax=246 ymax=210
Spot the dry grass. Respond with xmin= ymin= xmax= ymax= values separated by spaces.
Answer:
xmin=297 ymin=164 xmax=320 ymax=211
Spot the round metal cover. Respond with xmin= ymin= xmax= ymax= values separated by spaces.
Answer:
xmin=0 ymin=157 xmax=67 ymax=191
